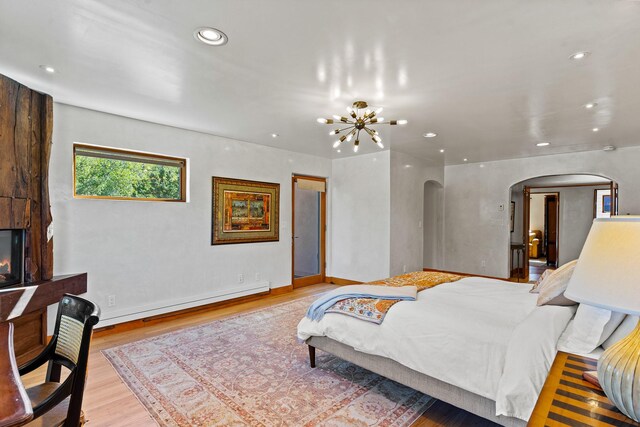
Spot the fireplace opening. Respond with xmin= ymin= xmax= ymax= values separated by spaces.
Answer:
xmin=0 ymin=229 xmax=24 ymax=288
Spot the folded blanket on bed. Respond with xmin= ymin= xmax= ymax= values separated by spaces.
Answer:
xmin=368 ymin=271 xmax=465 ymax=290
xmin=305 ymin=285 xmax=418 ymax=323
xmin=308 ymin=271 xmax=465 ymax=324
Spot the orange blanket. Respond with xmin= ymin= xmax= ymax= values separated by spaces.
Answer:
xmin=325 ymin=271 xmax=465 ymax=323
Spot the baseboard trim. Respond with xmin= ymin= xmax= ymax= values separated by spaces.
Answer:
xmin=325 ymin=276 xmax=362 ymax=285
xmin=270 ymin=285 xmax=294 ymax=295
xmin=94 ymin=285 xmax=295 ymax=337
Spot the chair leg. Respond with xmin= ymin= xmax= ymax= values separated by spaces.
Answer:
xmin=46 ymin=361 xmax=62 ymax=382
xmin=308 ymin=345 xmax=316 ymax=368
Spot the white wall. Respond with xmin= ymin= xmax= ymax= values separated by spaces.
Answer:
xmin=330 ymin=151 xmax=391 ymax=282
xmin=49 ymin=104 xmax=331 ymax=328
xmin=444 ymin=147 xmax=640 ymax=278
xmin=389 ymin=151 xmax=444 ymax=276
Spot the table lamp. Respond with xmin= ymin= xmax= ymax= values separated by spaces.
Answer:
xmin=565 ymin=217 xmax=640 ymax=422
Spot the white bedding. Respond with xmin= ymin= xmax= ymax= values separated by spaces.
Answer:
xmin=297 ymin=277 xmax=576 ymax=421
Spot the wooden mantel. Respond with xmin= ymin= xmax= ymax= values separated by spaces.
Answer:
xmin=0 ymin=274 xmax=88 ymax=322
xmin=0 ymin=274 xmax=87 ymax=364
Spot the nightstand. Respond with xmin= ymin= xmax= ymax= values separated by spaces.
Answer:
xmin=529 ymin=351 xmax=640 ymax=426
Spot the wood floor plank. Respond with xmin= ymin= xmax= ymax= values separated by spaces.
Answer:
xmin=20 ymin=283 xmax=497 ymax=426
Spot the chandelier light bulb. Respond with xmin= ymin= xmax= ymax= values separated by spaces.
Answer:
xmin=318 ymin=101 xmax=403 ymax=154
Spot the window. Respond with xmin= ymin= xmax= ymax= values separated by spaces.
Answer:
xmin=73 ymin=144 xmax=186 ymax=202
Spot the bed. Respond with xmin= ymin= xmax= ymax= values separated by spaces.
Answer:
xmin=297 ymin=276 xmax=579 ymax=426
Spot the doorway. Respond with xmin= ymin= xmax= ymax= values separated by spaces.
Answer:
xmin=527 ymin=192 xmax=559 ymax=282
xmin=509 ymin=174 xmax=617 ymax=282
xmin=292 ymin=175 xmax=326 ymax=288
xmin=423 ymin=180 xmax=444 ymax=269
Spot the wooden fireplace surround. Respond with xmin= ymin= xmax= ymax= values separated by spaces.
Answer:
xmin=0 ymin=73 xmax=87 ymax=363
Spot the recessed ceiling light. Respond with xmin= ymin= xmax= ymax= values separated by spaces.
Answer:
xmin=536 ymin=142 xmax=550 ymax=147
xmin=570 ymin=51 xmax=590 ymax=60
xmin=194 ymin=27 xmax=228 ymax=46
xmin=479 ymin=164 xmax=485 ymax=168
xmin=271 ymin=133 xmax=279 ymax=138
xmin=603 ymin=145 xmax=616 ymax=152
xmin=423 ymin=132 xmax=437 ymax=138
xmin=337 ymin=149 xmax=341 ymax=153
xmin=39 ymin=65 xmax=55 ymax=73
xmin=439 ymin=149 xmax=445 ymax=153
xmin=585 ymin=102 xmax=597 ymax=109
xmin=463 ymin=158 xmax=468 ymax=162
xmin=592 ymin=127 xmax=600 ymax=132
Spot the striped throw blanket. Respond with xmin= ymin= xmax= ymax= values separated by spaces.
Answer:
xmin=308 ymin=271 xmax=465 ymax=324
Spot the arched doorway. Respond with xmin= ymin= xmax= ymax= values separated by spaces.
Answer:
xmin=508 ymin=174 xmax=618 ymax=282
xmin=423 ymin=180 xmax=444 ymax=269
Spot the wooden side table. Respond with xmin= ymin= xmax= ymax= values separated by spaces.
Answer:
xmin=529 ymin=351 xmax=639 ymax=426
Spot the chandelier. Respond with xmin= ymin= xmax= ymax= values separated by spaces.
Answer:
xmin=316 ymin=101 xmax=407 ymax=152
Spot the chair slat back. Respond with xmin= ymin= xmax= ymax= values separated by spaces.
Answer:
xmin=51 ymin=295 xmax=100 ymax=368
xmin=55 ymin=314 xmax=84 ymax=364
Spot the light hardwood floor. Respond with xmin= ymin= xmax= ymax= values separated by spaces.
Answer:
xmin=22 ymin=283 xmax=496 ymax=427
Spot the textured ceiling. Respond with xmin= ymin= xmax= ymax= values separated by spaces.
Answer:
xmin=1 ymin=0 xmax=640 ymax=164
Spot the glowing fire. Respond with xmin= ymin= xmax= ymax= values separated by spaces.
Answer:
xmin=0 ymin=258 xmax=10 ymax=274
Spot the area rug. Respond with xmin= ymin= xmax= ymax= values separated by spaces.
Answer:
xmin=102 ymin=296 xmax=434 ymax=426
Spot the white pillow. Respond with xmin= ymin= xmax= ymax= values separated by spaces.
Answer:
xmin=537 ymin=260 xmax=578 ymax=306
xmin=557 ymin=304 xmax=626 ymax=354
xmin=602 ymin=316 xmax=639 ymax=350
xmin=530 ymin=269 xmax=552 ymax=294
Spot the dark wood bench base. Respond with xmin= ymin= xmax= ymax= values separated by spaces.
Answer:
xmin=308 ymin=345 xmax=316 ymax=368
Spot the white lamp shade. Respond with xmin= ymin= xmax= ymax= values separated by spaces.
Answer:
xmin=565 ymin=217 xmax=640 ymax=316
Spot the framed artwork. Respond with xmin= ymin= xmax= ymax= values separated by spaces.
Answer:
xmin=212 ymin=177 xmax=280 ymax=245
xmin=510 ymin=201 xmax=515 ymax=232
xmin=602 ymin=195 xmax=611 ymax=213
xmin=594 ymin=189 xmax=611 ymax=219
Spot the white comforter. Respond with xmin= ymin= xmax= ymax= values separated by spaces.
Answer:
xmin=297 ymin=277 xmax=576 ymax=421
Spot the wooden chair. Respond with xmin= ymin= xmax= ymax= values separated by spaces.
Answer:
xmin=18 ymin=294 xmax=100 ymax=427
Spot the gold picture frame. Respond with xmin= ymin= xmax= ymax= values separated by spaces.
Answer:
xmin=212 ymin=177 xmax=280 ymax=245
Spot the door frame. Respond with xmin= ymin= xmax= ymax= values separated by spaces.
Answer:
xmin=543 ymin=193 xmax=560 ymax=268
xmin=292 ymin=175 xmax=327 ymax=288
xmin=522 ymin=188 xmax=560 ymax=280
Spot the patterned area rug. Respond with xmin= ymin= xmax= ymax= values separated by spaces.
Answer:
xmin=102 ymin=296 xmax=434 ymax=426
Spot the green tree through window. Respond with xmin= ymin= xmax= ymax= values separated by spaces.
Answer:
xmin=74 ymin=145 xmax=185 ymax=201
